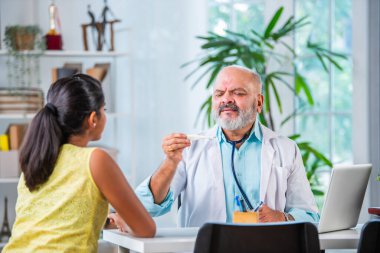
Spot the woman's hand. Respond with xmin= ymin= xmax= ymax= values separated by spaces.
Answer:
xmin=108 ymin=212 xmax=130 ymax=233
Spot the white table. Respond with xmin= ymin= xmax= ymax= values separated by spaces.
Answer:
xmin=103 ymin=227 xmax=199 ymax=253
xmin=319 ymin=226 xmax=361 ymax=250
xmin=103 ymin=226 xmax=362 ymax=253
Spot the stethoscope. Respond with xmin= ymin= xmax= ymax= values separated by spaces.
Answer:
xmin=226 ymin=135 xmax=254 ymax=210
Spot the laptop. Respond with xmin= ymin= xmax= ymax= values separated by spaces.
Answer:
xmin=317 ymin=164 xmax=372 ymax=233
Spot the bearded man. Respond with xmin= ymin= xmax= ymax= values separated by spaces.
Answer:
xmin=135 ymin=65 xmax=319 ymax=227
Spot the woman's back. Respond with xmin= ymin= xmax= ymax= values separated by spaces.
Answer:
xmin=4 ymin=144 xmax=108 ymax=253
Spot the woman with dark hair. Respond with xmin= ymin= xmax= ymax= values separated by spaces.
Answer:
xmin=3 ymin=74 xmax=156 ymax=252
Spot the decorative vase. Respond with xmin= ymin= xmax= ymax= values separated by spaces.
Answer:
xmin=15 ymin=33 xmax=36 ymax=50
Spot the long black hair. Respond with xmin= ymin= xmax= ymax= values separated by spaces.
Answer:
xmin=20 ymin=74 xmax=105 ymax=191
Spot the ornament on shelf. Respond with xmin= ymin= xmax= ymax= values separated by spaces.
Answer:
xmin=0 ymin=197 xmax=11 ymax=243
xmin=81 ymin=0 xmax=121 ymax=52
xmin=45 ymin=0 xmax=63 ymax=50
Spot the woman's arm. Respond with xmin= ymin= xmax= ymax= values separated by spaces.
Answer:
xmin=90 ymin=148 xmax=156 ymax=237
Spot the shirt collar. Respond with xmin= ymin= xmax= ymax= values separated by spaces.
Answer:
xmin=217 ymin=119 xmax=263 ymax=144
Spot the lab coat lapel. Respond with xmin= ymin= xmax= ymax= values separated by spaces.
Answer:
xmin=260 ymin=125 xmax=276 ymax=201
xmin=206 ymin=127 xmax=226 ymax=219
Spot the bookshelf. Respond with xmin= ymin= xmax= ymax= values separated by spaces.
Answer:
xmin=0 ymin=112 xmax=130 ymax=120
xmin=0 ymin=178 xmax=19 ymax=184
xmin=0 ymin=2 xmax=135 ymax=248
xmin=0 ymin=50 xmax=135 ymax=242
xmin=0 ymin=50 xmax=129 ymax=58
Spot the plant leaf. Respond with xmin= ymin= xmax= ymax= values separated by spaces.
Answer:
xmin=269 ymin=78 xmax=282 ymax=113
xmin=295 ymin=72 xmax=314 ymax=105
xmin=312 ymin=189 xmax=325 ymax=196
xmin=264 ymin=7 xmax=284 ymax=38
xmin=315 ymin=52 xmax=329 ymax=72
xmin=206 ymin=64 xmax=223 ymax=89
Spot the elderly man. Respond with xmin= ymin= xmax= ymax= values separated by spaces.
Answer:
xmin=135 ymin=65 xmax=319 ymax=227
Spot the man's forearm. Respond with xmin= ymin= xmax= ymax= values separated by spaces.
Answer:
xmin=149 ymin=159 xmax=178 ymax=204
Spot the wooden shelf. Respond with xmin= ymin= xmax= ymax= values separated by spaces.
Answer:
xmin=0 ymin=50 xmax=129 ymax=57
xmin=0 ymin=112 xmax=129 ymax=120
xmin=0 ymin=113 xmax=36 ymax=119
xmin=0 ymin=178 xmax=19 ymax=183
xmin=106 ymin=112 xmax=130 ymax=118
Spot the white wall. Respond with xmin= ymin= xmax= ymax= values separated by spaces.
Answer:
xmin=0 ymin=0 xmax=208 ymax=227
xmin=352 ymin=0 xmax=373 ymax=224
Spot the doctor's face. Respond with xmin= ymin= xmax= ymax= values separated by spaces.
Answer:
xmin=212 ymin=66 xmax=263 ymax=130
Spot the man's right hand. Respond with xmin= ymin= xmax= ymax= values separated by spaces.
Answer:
xmin=150 ymin=133 xmax=191 ymax=204
xmin=162 ymin=133 xmax=191 ymax=164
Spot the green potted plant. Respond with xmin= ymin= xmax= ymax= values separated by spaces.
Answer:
xmin=183 ymin=7 xmax=347 ymax=198
xmin=3 ymin=25 xmax=45 ymax=87
xmin=4 ymin=25 xmax=42 ymax=51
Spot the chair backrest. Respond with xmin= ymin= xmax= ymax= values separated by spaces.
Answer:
xmin=357 ymin=219 xmax=380 ymax=253
xmin=193 ymin=222 xmax=320 ymax=253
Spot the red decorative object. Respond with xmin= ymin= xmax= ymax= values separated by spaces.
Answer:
xmin=368 ymin=207 xmax=380 ymax=215
xmin=45 ymin=34 xmax=63 ymax=50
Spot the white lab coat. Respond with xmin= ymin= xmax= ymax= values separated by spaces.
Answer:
xmin=137 ymin=124 xmax=318 ymax=227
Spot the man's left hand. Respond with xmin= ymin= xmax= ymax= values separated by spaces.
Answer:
xmin=258 ymin=204 xmax=285 ymax=222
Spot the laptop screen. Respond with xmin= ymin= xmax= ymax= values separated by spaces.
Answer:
xmin=318 ymin=164 xmax=372 ymax=233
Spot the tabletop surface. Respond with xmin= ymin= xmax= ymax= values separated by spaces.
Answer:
xmin=103 ymin=226 xmax=361 ymax=252
xmin=103 ymin=227 xmax=199 ymax=253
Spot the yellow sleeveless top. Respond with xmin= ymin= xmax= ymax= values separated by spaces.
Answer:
xmin=4 ymin=144 xmax=109 ymax=253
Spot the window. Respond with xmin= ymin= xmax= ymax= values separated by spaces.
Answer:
xmin=208 ymin=0 xmax=265 ymax=35
xmin=208 ymin=0 xmax=353 ymax=166
xmin=294 ymin=0 xmax=353 ymax=165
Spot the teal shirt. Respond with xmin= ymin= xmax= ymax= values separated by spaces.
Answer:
xmin=217 ymin=121 xmax=262 ymax=222
xmin=217 ymin=121 xmax=319 ymax=222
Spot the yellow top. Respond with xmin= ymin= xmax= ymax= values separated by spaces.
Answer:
xmin=4 ymin=144 xmax=109 ymax=253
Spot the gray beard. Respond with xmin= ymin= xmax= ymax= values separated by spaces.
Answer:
xmin=212 ymin=105 xmax=256 ymax=130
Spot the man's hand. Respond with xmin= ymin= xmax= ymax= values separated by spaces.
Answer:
xmin=258 ymin=204 xmax=286 ymax=222
xmin=149 ymin=133 xmax=191 ymax=204
xmin=162 ymin=133 xmax=191 ymax=164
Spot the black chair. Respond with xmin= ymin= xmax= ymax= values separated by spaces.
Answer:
xmin=193 ymin=222 xmax=320 ymax=253
xmin=357 ymin=219 xmax=380 ymax=253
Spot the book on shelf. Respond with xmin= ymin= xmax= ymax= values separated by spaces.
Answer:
xmin=52 ymin=67 xmax=80 ymax=83
xmin=63 ymin=62 xmax=83 ymax=73
xmin=6 ymin=124 xmax=28 ymax=150
xmin=0 ymin=96 xmax=44 ymax=103
xmin=86 ymin=62 xmax=110 ymax=82
xmin=0 ymin=102 xmax=42 ymax=109
xmin=0 ymin=87 xmax=44 ymax=96
xmin=0 ymin=88 xmax=44 ymax=114
xmin=0 ymin=135 xmax=9 ymax=151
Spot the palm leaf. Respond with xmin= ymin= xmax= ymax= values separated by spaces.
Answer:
xmin=269 ymin=78 xmax=283 ymax=113
xmin=206 ymin=64 xmax=223 ymax=89
xmin=264 ymin=7 xmax=284 ymax=38
xmin=295 ymin=72 xmax=314 ymax=105
xmin=312 ymin=189 xmax=325 ymax=196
